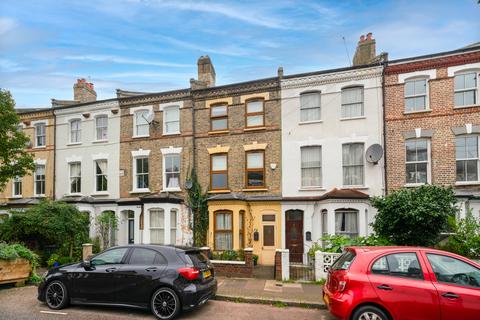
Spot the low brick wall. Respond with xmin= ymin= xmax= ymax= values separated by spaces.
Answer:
xmin=200 ymin=247 xmax=254 ymax=278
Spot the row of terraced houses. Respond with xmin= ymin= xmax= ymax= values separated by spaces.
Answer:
xmin=1 ymin=35 xmax=480 ymax=265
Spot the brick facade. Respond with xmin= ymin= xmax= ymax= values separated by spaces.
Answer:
xmin=385 ymin=49 xmax=480 ymax=195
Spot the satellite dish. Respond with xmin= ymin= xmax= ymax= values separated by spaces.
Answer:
xmin=145 ymin=113 xmax=155 ymax=124
xmin=185 ymin=180 xmax=193 ymax=190
xmin=365 ymin=144 xmax=383 ymax=164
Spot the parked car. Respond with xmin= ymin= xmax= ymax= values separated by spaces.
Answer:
xmin=322 ymin=246 xmax=480 ymax=320
xmin=38 ymin=245 xmax=217 ymax=320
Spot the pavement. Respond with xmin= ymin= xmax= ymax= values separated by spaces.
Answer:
xmin=216 ymin=277 xmax=325 ymax=309
xmin=0 ymin=285 xmax=334 ymax=320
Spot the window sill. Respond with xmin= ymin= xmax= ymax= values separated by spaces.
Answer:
xmin=91 ymin=192 xmax=110 ymax=196
xmin=242 ymin=188 xmax=268 ymax=192
xmin=132 ymin=135 xmax=150 ymax=139
xmin=299 ymin=120 xmax=322 ymax=125
xmin=341 ymin=186 xmax=369 ymax=190
xmin=404 ymin=183 xmax=426 ymax=188
xmin=403 ymin=109 xmax=432 ymax=115
xmin=455 ymin=181 xmax=480 ymax=186
xmin=453 ymin=104 xmax=480 ymax=110
xmin=130 ymin=189 xmax=151 ymax=194
xmin=244 ymin=126 xmax=266 ymax=132
xmin=34 ymin=195 xmax=46 ymax=198
xmin=68 ymin=193 xmax=83 ymax=197
xmin=340 ymin=116 xmax=366 ymax=121
xmin=67 ymin=142 xmax=82 ymax=146
xmin=33 ymin=146 xmax=46 ymax=149
xmin=208 ymin=130 xmax=229 ymax=135
xmin=92 ymin=140 xmax=108 ymax=144
xmin=208 ymin=189 xmax=231 ymax=194
xmin=162 ymin=132 xmax=181 ymax=136
xmin=10 ymin=195 xmax=22 ymax=199
xmin=299 ymin=187 xmax=325 ymax=191
xmin=161 ymin=188 xmax=181 ymax=192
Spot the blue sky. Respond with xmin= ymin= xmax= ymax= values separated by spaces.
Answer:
xmin=1 ymin=0 xmax=479 ymax=108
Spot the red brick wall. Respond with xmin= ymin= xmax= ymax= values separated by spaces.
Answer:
xmin=274 ymin=250 xmax=282 ymax=281
xmin=385 ymin=51 xmax=480 ymax=192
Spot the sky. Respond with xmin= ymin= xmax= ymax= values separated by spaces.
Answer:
xmin=0 ymin=0 xmax=479 ymax=108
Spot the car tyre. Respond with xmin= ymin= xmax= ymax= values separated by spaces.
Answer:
xmin=45 ymin=280 xmax=69 ymax=310
xmin=151 ymin=287 xmax=181 ymax=320
xmin=352 ymin=305 xmax=390 ymax=320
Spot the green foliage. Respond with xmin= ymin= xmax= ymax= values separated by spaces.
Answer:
xmin=0 ymin=242 xmax=39 ymax=271
xmin=438 ymin=213 xmax=480 ymax=259
xmin=0 ymin=89 xmax=35 ymax=192
xmin=309 ymin=234 xmax=391 ymax=254
xmin=371 ymin=185 xmax=458 ymax=246
xmin=212 ymin=250 xmax=240 ymax=261
xmin=252 ymin=254 xmax=259 ymax=265
xmin=186 ymin=169 xmax=209 ymax=246
xmin=29 ymin=273 xmax=43 ymax=285
xmin=95 ymin=211 xmax=118 ymax=250
xmin=47 ymin=253 xmax=76 ymax=268
xmin=0 ymin=200 xmax=90 ymax=259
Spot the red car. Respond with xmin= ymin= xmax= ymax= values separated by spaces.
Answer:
xmin=322 ymin=246 xmax=480 ymax=320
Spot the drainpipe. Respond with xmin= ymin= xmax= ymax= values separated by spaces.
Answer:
xmin=381 ymin=60 xmax=388 ymax=196
xmin=190 ymin=90 xmax=196 ymax=245
xmin=53 ymin=108 xmax=56 ymax=200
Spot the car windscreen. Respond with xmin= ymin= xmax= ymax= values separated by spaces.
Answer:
xmin=331 ymin=250 xmax=356 ymax=270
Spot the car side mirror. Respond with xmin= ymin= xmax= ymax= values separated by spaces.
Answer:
xmin=82 ymin=260 xmax=92 ymax=269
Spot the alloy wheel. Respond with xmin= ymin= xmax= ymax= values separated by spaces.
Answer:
xmin=152 ymin=289 xmax=178 ymax=320
xmin=46 ymin=282 xmax=65 ymax=308
xmin=359 ymin=312 xmax=384 ymax=320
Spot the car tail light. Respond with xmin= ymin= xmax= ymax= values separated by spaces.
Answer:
xmin=330 ymin=272 xmax=348 ymax=293
xmin=338 ymin=278 xmax=348 ymax=292
xmin=178 ymin=267 xmax=200 ymax=280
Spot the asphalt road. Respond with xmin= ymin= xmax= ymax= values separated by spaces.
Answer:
xmin=0 ymin=285 xmax=335 ymax=320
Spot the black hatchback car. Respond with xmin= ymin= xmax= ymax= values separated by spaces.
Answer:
xmin=38 ymin=245 xmax=217 ymax=320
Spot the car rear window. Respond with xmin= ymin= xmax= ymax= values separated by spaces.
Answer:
xmin=186 ymin=251 xmax=208 ymax=267
xmin=331 ymin=251 xmax=356 ymax=270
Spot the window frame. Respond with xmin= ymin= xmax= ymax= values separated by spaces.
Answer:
xmin=163 ymin=153 xmax=181 ymax=191
xmin=404 ymin=77 xmax=429 ymax=112
xmin=454 ymin=71 xmax=478 ymax=108
xmin=245 ymin=98 xmax=265 ymax=129
xmin=149 ymin=208 xmax=165 ymax=245
xmin=405 ymin=138 xmax=431 ymax=186
xmin=95 ymin=159 xmax=108 ymax=192
xmin=69 ymin=119 xmax=82 ymax=144
xmin=334 ymin=209 xmax=359 ymax=238
xmin=170 ymin=209 xmax=177 ymax=245
xmin=133 ymin=109 xmax=150 ymax=138
xmin=163 ymin=105 xmax=180 ymax=135
xmin=214 ymin=210 xmax=233 ymax=251
xmin=370 ymin=252 xmax=424 ymax=280
xmin=34 ymin=122 xmax=46 ymax=147
xmin=210 ymin=153 xmax=228 ymax=191
xmin=95 ymin=115 xmax=108 ymax=141
xmin=245 ymin=150 xmax=265 ymax=189
xmin=342 ymin=143 xmax=365 ymax=187
xmin=300 ymin=145 xmax=322 ymax=188
xmin=239 ymin=210 xmax=245 ymax=249
xmin=12 ymin=176 xmax=22 ymax=198
xmin=426 ymin=253 xmax=480 ymax=288
xmin=299 ymin=91 xmax=321 ymax=123
xmin=455 ymin=135 xmax=479 ymax=183
xmin=210 ymin=103 xmax=228 ymax=132
xmin=69 ymin=162 xmax=82 ymax=194
xmin=133 ymin=156 xmax=149 ymax=192
xmin=34 ymin=164 xmax=46 ymax=197
xmin=341 ymin=86 xmax=364 ymax=119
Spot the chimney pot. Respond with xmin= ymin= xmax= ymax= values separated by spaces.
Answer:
xmin=366 ymin=32 xmax=373 ymax=40
xmin=74 ymin=78 xmax=97 ymax=103
xmin=193 ymin=55 xmax=216 ymax=88
xmin=360 ymin=35 xmax=365 ymax=42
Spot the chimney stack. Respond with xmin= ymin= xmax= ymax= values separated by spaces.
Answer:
xmin=352 ymin=33 xmax=377 ymax=66
xmin=74 ymin=78 xmax=97 ymax=103
xmin=191 ymin=56 xmax=216 ymax=89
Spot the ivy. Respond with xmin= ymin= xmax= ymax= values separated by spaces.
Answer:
xmin=186 ymin=169 xmax=209 ymax=247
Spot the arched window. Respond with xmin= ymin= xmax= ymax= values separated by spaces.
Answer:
xmin=335 ymin=209 xmax=358 ymax=238
xmin=150 ymin=209 xmax=165 ymax=244
xmin=214 ymin=210 xmax=233 ymax=250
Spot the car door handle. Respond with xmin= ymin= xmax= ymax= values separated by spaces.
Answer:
xmin=442 ymin=292 xmax=459 ymax=299
xmin=105 ymin=267 xmax=117 ymax=273
xmin=377 ymin=284 xmax=393 ymax=291
xmin=145 ymin=267 xmax=158 ymax=272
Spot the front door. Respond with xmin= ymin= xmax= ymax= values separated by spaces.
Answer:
xmin=285 ymin=210 xmax=304 ymax=263
xmin=128 ymin=218 xmax=134 ymax=244
xmin=260 ymin=214 xmax=277 ymax=265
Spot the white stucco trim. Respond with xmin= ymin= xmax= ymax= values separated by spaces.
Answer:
xmin=398 ymin=69 xmax=436 ymax=83
xmin=34 ymin=158 xmax=47 ymax=165
xmin=143 ymin=204 xmax=182 ymax=245
xmin=338 ymin=136 xmax=369 ymax=144
xmin=31 ymin=119 xmax=49 ymax=127
xmin=161 ymin=148 xmax=182 ymax=192
xmin=129 ymin=105 xmax=153 ymax=115
xmin=448 ymin=62 xmax=480 ymax=77
xmin=91 ymin=111 xmax=111 ymax=118
xmin=64 ymin=116 xmax=82 ymax=124
xmin=160 ymin=146 xmax=182 ymax=154
xmin=66 ymin=155 xmax=82 ymax=163
xmin=92 ymin=153 xmax=109 ymax=160
xmin=131 ymin=149 xmax=151 ymax=157
xmin=159 ymin=101 xmax=184 ymax=111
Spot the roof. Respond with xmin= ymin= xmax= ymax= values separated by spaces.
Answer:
xmin=282 ymin=188 xmax=369 ymax=202
xmin=387 ymin=43 xmax=480 ymax=65
xmin=0 ymin=198 xmax=42 ymax=206
xmin=282 ymin=62 xmax=382 ymax=80
xmin=15 ymin=107 xmax=51 ymax=114
xmin=208 ymin=193 xmax=282 ymax=202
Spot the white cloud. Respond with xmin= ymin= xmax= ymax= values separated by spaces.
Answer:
xmin=63 ymin=54 xmax=193 ymax=68
xmin=0 ymin=17 xmax=16 ymax=36
xmin=0 ymin=58 xmax=26 ymax=72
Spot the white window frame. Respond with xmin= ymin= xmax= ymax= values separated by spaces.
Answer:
xmin=300 ymin=145 xmax=322 ymax=188
xmin=69 ymin=119 xmax=82 ymax=144
xmin=34 ymin=122 xmax=46 ymax=148
xmin=12 ymin=176 xmax=22 ymax=198
xmin=341 ymin=86 xmax=364 ymax=119
xmin=334 ymin=209 xmax=359 ymax=238
xmin=34 ymin=163 xmax=46 ymax=197
xmin=162 ymin=153 xmax=181 ymax=192
xmin=405 ymin=138 xmax=431 ymax=186
xmin=162 ymin=105 xmax=180 ymax=135
xmin=130 ymin=106 xmax=153 ymax=138
xmin=69 ymin=162 xmax=82 ymax=195
xmin=170 ymin=209 xmax=178 ymax=245
xmin=94 ymin=159 xmax=109 ymax=193
xmin=454 ymin=71 xmax=479 ymax=108
xmin=455 ymin=135 xmax=479 ymax=184
xmin=299 ymin=91 xmax=321 ymax=123
xmin=342 ymin=143 xmax=365 ymax=187
xmin=94 ymin=115 xmax=108 ymax=142
xmin=149 ymin=208 xmax=165 ymax=245
xmin=404 ymin=77 xmax=429 ymax=113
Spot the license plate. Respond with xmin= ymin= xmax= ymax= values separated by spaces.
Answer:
xmin=203 ymin=270 xmax=211 ymax=278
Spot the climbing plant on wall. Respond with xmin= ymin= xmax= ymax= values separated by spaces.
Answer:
xmin=186 ymin=169 xmax=209 ymax=247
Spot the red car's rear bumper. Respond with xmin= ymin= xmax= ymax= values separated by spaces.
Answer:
xmin=322 ymin=286 xmax=351 ymax=320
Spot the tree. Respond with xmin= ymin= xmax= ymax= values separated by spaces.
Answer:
xmin=95 ymin=211 xmax=118 ymax=250
xmin=439 ymin=212 xmax=480 ymax=259
xmin=0 ymin=89 xmax=35 ymax=191
xmin=371 ymin=185 xmax=458 ymax=246
xmin=0 ymin=200 xmax=90 ymax=258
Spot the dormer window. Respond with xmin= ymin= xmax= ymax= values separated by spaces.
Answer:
xmin=405 ymin=78 xmax=428 ymax=112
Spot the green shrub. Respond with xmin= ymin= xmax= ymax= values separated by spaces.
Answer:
xmin=309 ymin=234 xmax=392 ymax=255
xmin=0 ymin=242 xmax=39 ymax=271
xmin=212 ymin=250 xmax=241 ymax=261
xmin=438 ymin=214 xmax=480 ymax=259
